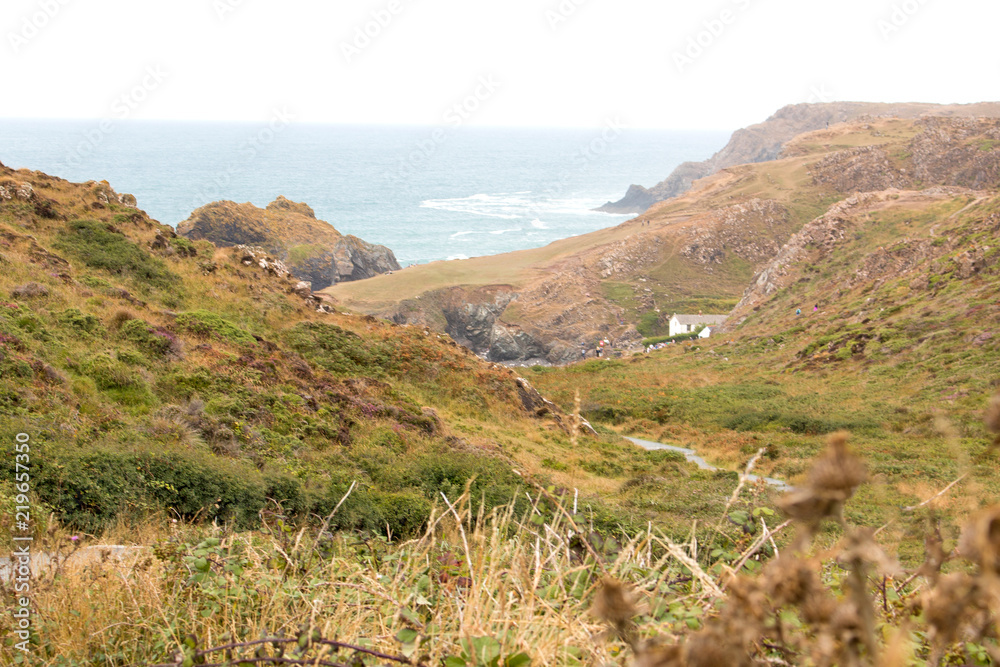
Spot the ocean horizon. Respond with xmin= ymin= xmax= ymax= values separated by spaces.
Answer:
xmin=0 ymin=119 xmax=728 ymax=265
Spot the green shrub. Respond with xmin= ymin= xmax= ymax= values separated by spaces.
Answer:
xmin=176 ymin=310 xmax=256 ymax=346
xmin=57 ymin=307 xmax=102 ymax=334
xmin=81 ymin=354 xmax=154 ymax=406
xmin=722 ymin=410 xmax=877 ymax=435
xmin=583 ymin=405 xmax=628 ymax=424
xmin=284 ymin=322 xmax=393 ymax=376
xmin=158 ymin=368 xmax=219 ymax=397
xmin=83 ymin=354 xmax=144 ymax=391
xmin=54 ymin=220 xmax=179 ymax=291
xmin=79 ymin=275 xmax=113 ymax=291
xmin=31 ymin=449 xmax=267 ymax=532
xmin=375 ymin=491 xmax=432 ymax=537
xmin=116 ymin=349 xmax=150 ymax=368
xmin=263 ymin=472 xmax=308 ymax=516
xmin=119 ymin=318 xmax=177 ymax=357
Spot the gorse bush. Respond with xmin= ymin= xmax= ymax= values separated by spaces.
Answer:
xmin=722 ymin=409 xmax=879 ymax=435
xmin=54 ymin=219 xmax=180 ymax=291
xmin=56 ymin=307 xmax=102 ymax=335
xmin=81 ymin=353 xmax=146 ymax=391
xmin=175 ymin=310 xmax=256 ymax=346
xmin=284 ymin=321 xmax=394 ymax=376
xmin=30 ymin=449 xmax=267 ymax=532
xmin=119 ymin=318 xmax=181 ymax=358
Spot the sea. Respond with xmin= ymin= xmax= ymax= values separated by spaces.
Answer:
xmin=0 ymin=120 xmax=727 ymax=266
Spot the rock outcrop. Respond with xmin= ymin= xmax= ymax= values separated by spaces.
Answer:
xmin=598 ymin=102 xmax=1000 ymax=213
xmin=177 ymin=196 xmax=400 ymax=290
xmin=384 ymin=286 xmax=552 ymax=363
xmin=723 ymin=185 xmax=999 ymax=330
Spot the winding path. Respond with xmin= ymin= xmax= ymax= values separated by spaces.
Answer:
xmin=625 ymin=437 xmax=791 ymax=491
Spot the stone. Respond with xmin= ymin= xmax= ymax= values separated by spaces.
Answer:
xmin=150 ymin=233 xmax=170 ymax=251
xmin=11 ymin=282 xmax=48 ymax=299
xmin=420 ymin=407 xmax=443 ymax=433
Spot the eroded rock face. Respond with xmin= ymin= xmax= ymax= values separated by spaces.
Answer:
xmin=724 ymin=186 xmax=1000 ymax=330
xmin=382 ymin=287 xmax=557 ymax=364
xmin=438 ymin=290 xmax=547 ymax=362
xmin=811 ymin=146 xmax=911 ymax=193
xmin=679 ymin=199 xmax=790 ymax=269
xmin=178 ymin=197 xmax=400 ymax=289
xmin=909 ymin=118 xmax=1000 ymax=189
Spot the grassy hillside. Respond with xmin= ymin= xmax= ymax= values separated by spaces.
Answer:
xmin=0 ymin=164 xmax=795 ymax=664
xmin=0 ymin=165 xmax=773 ymax=543
xmin=526 ymin=188 xmax=1000 ymax=563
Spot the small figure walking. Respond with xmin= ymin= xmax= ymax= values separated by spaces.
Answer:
xmin=814 ymin=304 xmax=819 ymax=312
xmin=796 ymin=308 xmax=801 ymax=316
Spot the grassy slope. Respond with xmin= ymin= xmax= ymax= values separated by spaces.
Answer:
xmin=526 ymin=188 xmax=1000 ymax=562
xmin=0 ymin=166 xmax=762 ymax=545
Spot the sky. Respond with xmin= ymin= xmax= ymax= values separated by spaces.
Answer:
xmin=0 ymin=0 xmax=997 ymax=131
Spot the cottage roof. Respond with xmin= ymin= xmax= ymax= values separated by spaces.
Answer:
xmin=671 ymin=314 xmax=729 ymax=326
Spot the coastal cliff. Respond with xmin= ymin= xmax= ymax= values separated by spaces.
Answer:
xmin=598 ymin=101 xmax=1000 ymax=214
xmin=178 ymin=196 xmax=400 ymax=290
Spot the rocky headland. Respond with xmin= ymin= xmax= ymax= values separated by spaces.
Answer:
xmin=178 ymin=196 xmax=400 ymax=290
xmin=598 ymin=101 xmax=1000 ymax=214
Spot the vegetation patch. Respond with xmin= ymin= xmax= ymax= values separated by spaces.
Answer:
xmin=284 ymin=321 xmax=394 ymax=376
xmin=54 ymin=219 xmax=180 ymax=291
xmin=176 ymin=310 xmax=256 ymax=346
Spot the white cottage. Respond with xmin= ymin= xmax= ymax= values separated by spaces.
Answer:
xmin=668 ymin=313 xmax=728 ymax=338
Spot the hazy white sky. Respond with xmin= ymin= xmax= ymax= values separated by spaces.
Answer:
xmin=1 ymin=0 xmax=996 ymax=130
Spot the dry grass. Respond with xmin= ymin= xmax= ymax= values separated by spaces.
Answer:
xmin=12 ymin=422 xmax=1000 ymax=666
xmin=13 ymin=486 xmax=692 ymax=665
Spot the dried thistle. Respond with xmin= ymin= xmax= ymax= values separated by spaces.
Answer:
xmin=878 ymin=627 xmax=915 ymax=667
xmin=921 ymin=572 xmax=983 ymax=647
xmin=839 ymin=528 xmax=902 ymax=578
xmin=763 ymin=556 xmax=825 ymax=608
xmin=987 ymin=388 xmax=1000 ymax=445
xmin=591 ymin=577 xmax=638 ymax=650
xmin=915 ymin=525 xmax=947 ymax=584
xmin=778 ymin=432 xmax=866 ymax=535
xmin=958 ymin=504 xmax=1000 ymax=574
xmin=684 ymin=629 xmax=751 ymax=667
xmin=808 ymin=431 xmax=867 ymax=498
